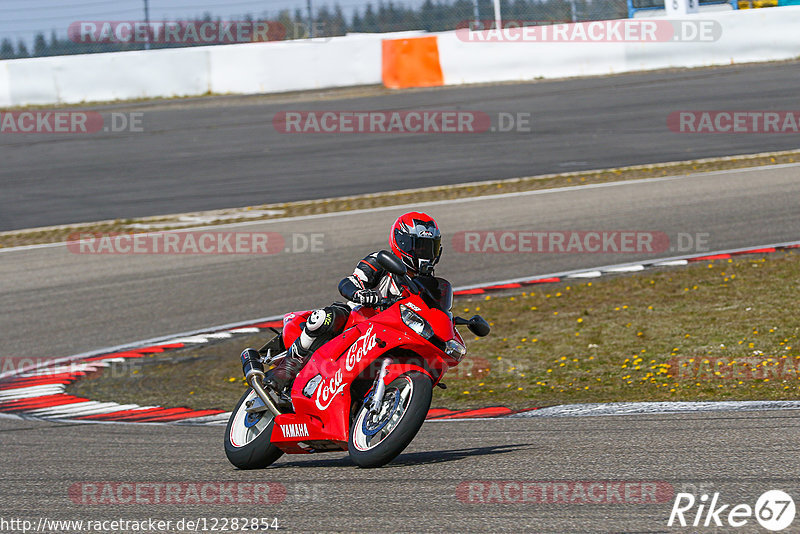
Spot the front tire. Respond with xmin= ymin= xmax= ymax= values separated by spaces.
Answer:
xmin=224 ymin=388 xmax=283 ymax=469
xmin=348 ymin=371 xmax=432 ymax=468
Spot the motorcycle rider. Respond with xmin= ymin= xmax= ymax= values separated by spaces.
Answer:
xmin=264 ymin=211 xmax=443 ymax=396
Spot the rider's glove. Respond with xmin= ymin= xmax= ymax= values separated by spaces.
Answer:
xmin=354 ymin=289 xmax=382 ymax=307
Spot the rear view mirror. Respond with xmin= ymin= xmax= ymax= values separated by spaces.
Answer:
xmin=376 ymin=250 xmax=407 ymax=276
xmin=455 ymin=315 xmax=491 ymax=337
xmin=467 ymin=315 xmax=491 ymax=337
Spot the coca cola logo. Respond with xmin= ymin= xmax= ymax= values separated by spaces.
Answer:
xmin=345 ymin=325 xmax=377 ymax=372
xmin=313 ymin=325 xmax=378 ymax=411
xmin=314 ymin=369 xmax=345 ymax=411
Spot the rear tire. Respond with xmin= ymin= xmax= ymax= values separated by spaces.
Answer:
xmin=224 ymin=389 xmax=283 ymax=469
xmin=348 ymin=371 xmax=432 ymax=468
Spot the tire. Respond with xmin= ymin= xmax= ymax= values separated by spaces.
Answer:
xmin=224 ymin=388 xmax=284 ymax=469
xmin=348 ymin=371 xmax=432 ymax=468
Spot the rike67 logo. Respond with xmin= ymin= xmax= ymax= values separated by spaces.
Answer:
xmin=668 ymin=490 xmax=796 ymax=531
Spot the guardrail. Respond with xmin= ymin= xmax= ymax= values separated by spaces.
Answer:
xmin=386 ymin=7 xmax=800 ymax=88
xmin=0 ymin=31 xmax=423 ymax=107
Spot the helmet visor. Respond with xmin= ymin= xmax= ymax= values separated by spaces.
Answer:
xmin=412 ymin=236 xmax=442 ymax=260
xmin=394 ymin=231 xmax=441 ymax=260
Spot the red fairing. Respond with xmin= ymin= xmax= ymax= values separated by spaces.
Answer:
xmin=343 ymin=305 xmax=380 ymax=330
xmin=281 ymin=310 xmax=312 ymax=348
xmin=268 ymin=286 xmax=477 ymax=454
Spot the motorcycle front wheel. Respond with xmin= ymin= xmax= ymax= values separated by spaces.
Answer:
xmin=348 ymin=371 xmax=432 ymax=468
xmin=224 ymin=388 xmax=284 ymax=469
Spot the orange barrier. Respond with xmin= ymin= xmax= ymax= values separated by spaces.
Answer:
xmin=381 ymin=36 xmax=444 ymax=89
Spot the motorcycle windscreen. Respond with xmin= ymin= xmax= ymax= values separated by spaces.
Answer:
xmin=416 ymin=275 xmax=453 ymax=312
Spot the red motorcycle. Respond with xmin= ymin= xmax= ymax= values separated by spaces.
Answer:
xmin=224 ymin=251 xmax=490 ymax=468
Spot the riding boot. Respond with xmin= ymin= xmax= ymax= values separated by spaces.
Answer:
xmin=264 ymin=306 xmax=349 ymax=394
xmin=265 ymin=339 xmax=310 ymax=393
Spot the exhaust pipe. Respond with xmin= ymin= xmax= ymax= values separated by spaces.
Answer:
xmin=241 ymin=349 xmax=282 ymax=418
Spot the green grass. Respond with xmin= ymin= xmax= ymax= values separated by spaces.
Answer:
xmin=68 ymin=251 xmax=800 ymax=410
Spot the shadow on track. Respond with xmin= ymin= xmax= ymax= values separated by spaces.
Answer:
xmin=273 ymin=443 xmax=534 ymax=469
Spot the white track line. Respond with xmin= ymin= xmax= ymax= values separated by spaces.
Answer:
xmin=4 ymin=161 xmax=800 ymax=254
xmin=27 ymin=402 xmax=135 ymax=417
xmin=454 ymin=238 xmax=800 ymax=291
xmin=0 ymin=385 xmax=66 ymax=400
xmin=509 ymin=400 xmax=800 ymax=418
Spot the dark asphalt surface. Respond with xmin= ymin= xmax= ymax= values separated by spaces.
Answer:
xmin=2 ymin=60 xmax=800 ymax=231
xmin=2 ymin=411 xmax=800 ymax=533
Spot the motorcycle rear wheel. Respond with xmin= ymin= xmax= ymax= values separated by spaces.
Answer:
xmin=224 ymin=388 xmax=284 ymax=469
xmin=348 ymin=371 xmax=432 ymax=468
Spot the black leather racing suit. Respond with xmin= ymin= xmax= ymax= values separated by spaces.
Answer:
xmin=268 ymin=252 xmax=414 ymax=392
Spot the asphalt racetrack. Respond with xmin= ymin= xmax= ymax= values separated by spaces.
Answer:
xmin=3 ymin=60 xmax=800 ymax=231
xmin=2 ymin=64 xmax=800 ymax=532
xmin=2 ymin=411 xmax=800 ymax=532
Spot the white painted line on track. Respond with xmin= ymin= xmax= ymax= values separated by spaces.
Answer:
xmin=603 ymin=265 xmax=645 ymax=273
xmin=509 ymin=400 xmax=800 ymax=418
xmin=454 ymin=238 xmax=800 ymax=291
xmin=27 ymin=402 xmax=132 ymax=417
xmin=567 ymin=271 xmax=602 ymax=278
xmin=3 ymin=161 xmax=799 ymax=254
xmin=0 ymin=385 xmax=66 ymax=399
xmin=654 ymin=260 xmax=689 ymax=267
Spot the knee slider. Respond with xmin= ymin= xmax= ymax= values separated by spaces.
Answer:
xmin=305 ymin=309 xmax=328 ymax=336
xmin=305 ymin=306 xmax=348 ymax=338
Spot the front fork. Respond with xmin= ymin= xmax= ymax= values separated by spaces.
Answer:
xmin=368 ymin=358 xmax=392 ymax=416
